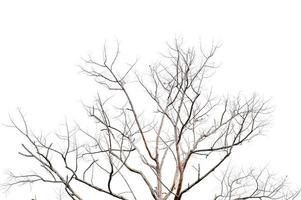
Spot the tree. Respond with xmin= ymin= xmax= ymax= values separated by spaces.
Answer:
xmin=3 ymin=39 xmax=299 ymax=200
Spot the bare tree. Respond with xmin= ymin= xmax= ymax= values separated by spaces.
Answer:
xmin=3 ymin=39 xmax=299 ymax=200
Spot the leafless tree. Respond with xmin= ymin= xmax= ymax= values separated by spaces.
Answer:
xmin=3 ymin=39 xmax=299 ymax=200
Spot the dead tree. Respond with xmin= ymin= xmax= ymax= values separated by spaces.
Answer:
xmin=3 ymin=39 xmax=299 ymax=200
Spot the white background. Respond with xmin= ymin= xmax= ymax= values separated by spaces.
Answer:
xmin=0 ymin=0 xmax=301 ymax=199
